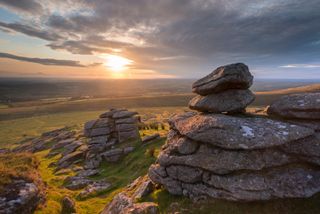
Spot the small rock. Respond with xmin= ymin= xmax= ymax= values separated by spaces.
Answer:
xmin=192 ymin=63 xmax=253 ymax=95
xmin=61 ymin=196 xmax=76 ymax=214
xmin=189 ymin=89 xmax=255 ymax=113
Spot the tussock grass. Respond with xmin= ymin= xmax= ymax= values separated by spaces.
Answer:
xmin=0 ymin=152 xmax=39 ymax=191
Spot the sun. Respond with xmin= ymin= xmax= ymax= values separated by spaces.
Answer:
xmin=103 ymin=54 xmax=133 ymax=71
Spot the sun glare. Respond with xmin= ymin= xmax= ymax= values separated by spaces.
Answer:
xmin=103 ymin=54 xmax=133 ymax=71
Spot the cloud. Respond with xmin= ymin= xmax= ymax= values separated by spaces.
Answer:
xmin=280 ymin=64 xmax=320 ymax=68
xmin=1 ymin=0 xmax=320 ymax=77
xmin=0 ymin=52 xmax=101 ymax=67
xmin=0 ymin=0 xmax=43 ymax=13
xmin=0 ymin=21 xmax=63 ymax=41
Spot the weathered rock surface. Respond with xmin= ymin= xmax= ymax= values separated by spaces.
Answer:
xmin=149 ymin=110 xmax=320 ymax=201
xmin=142 ymin=134 xmax=161 ymax=144
xmin=13 ymin=128 xmax=76 ymax=153
xmin=169 ymin=112 xmax=314 ymax=150
xmin=61 ymin=196 xmax=76 ymax=214
xmin=192 ymin=63 xmax=253 ymax=95
xmin=189 ymin=89 xmax=255 ymax=113
xmin=0 ymin=179 xmax=45 ymax=214
xmin=84 ymin=109 xmax=140 ymax=168
xmin=267 ymin=92 xmax=320 ymax=119
xmin=102 ymin=175 xmax=158 ymax=214
xmin=78 ymin=181 xmax=111 ymax=199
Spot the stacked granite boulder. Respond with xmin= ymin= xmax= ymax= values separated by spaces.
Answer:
xmin=84 ymin=108 xmax=141 ymax=168
xmin=267 ymin=92 xmax=320 ymax=131
xmin=149 ymin=63 xmax=320 ymax=201
xmin=189 ymin=63 xmax=255 ymax=113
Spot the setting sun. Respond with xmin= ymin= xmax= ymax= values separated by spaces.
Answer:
xmin=103 ymin=54 xmax=133 ymax=71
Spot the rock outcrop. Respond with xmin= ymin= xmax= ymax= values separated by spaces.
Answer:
xmin=102 ymin=175 xmax=158 ymax=214
xmin=84 ymin=109 xmax=141 ymax=168
xmin=267 ymin=92 xmax=320 ymax=120
xmin=149 ymin=63 xmax=320 ymax=202
xmin=189 ymin=63 xmax=255 ymax=113
xmin=0 ymin=178 xmax=45 ymax=214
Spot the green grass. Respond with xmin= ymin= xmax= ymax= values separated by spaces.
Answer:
xmin=33 ymin=136 xmax=165 ymax=214
xmin=0 ymin=107 xmax=183 ymax=147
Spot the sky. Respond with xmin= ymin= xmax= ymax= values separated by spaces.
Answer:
xmin=0 ymin=0 xmax=320 ymax=79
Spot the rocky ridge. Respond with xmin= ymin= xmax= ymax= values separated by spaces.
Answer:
xmin=149 ymin=63 xmax=320 ymax=201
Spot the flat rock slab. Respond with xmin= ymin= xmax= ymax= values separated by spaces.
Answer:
xmin=189 ymin=89 xmax=255 ymax=113
xmin=112 ymin=111 xmax=138 ymax=119
xmin=267 ymin=92 xmax=320 ymax=119
xmin=169 ymin=112 xmax=314 ymax=149
xmin=192 ymin=63 xmax=253 ymax=95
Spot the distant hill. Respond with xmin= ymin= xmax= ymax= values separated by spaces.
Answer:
xmin=256 ymin=83 xmax=320 ymax=95
xmin=252 ymin=84 xmax=320 ymax=107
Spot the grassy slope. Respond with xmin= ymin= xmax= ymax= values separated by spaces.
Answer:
xmin=0 ymin=107 xmax=185 ymax=147
xmin=34 ymin=136 xmax=165 ymax=214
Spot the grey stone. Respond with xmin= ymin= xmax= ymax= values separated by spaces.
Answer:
xmin=118 ymin=130 xmax=140 ymax=143
xmin=116 ymin=124 xmax=137 ymax=132
xmin=112 ymin=110 xmax=138 ymax=119
xmin=115 ymin=117 xmax=138 ymax=124
xmin=189 ymin=89 xmax=255 ymax=113
xmin=142 ymin=134 xmax=160 ymax=144
xmin=88 ymin=127 xmax=113 ymax=137
xmin=61 ymin=196 xmax=76 ymax=214
xmin=169 ymin=112 xmax=314 ymax=150
xmin=267 ymin=92 xmax=320 ymax=119
xmin=192 ymin=63 xmax=253 ymax=95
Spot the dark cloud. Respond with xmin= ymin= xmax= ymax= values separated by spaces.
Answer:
xmin=0 ymin=0 xmax=43 ymax=13
xmin=0 ymin=21 xmax=63 ymax=41
xmin=0 ymin=52 xmax=100 ymax=67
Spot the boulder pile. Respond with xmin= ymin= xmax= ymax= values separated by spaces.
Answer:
xmin=189 ymin=63 xmax=255 ymax=113
xmin=84 ymin=108 xmax=141 ymax=168
xmin=149 ymin=63 xmax=320 ymax=201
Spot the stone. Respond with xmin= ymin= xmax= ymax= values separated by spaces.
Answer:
xmin=267 ymin=92 xmax=320 ymax=119
xmin=101 ymin=177 xmax=159 ymax=214
xmin=94 ymin=118 xmax=113 ymax=128
xmin=124 ymin=202 xmax=159 ymax=214
xmin=192 ymin=63 xmax=253 ymax=95
xmin=166 ymin=165 xmax=203 ymax=183
xmin=169 ymin=112 xmax=314 ymax=150
xmin=284 ymin=119 xmax=320 ymax=132
xmin=88 ymin=127 xmax=113 ymax=137
xmin=142 ymin=134 xmax=160 ymax=144
xmin=51 ymin=138 xmax=76 ymax=151
xmin=115 ymin=117 xmax=138 ymax=124
xmin=116 ymin=124 xmax=138 ymax=132
xmin=118 ymin=130 xmax=140 ymax=143
xmin=57 ymin=150 xmax=85 ymax=169
xmin=189 ymin=89 xmax=255 ymax=113
xmin=131 ymin=177 xmax=154 ymax=200
xmin=61 ymin=196 xmax=76 ymax=214
xmin=99 ymin=111 xmax=114 ymax=118
xmin=62 ymin=140 xmax=83 ymax=156
xmin=0 ymin=179 xmax=45 ymax=214
xmin=76 ymin=169 xmax=99 ymax=177
xmin=78 ymin=181 xmax=111 ymax=199
xmin=84 ymin=119 xmax=97 ymax=130
xmin=64 ymin=176 xmax=92 ymax=190
xmin=112 ymin=110 xmax=138 ymax=119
